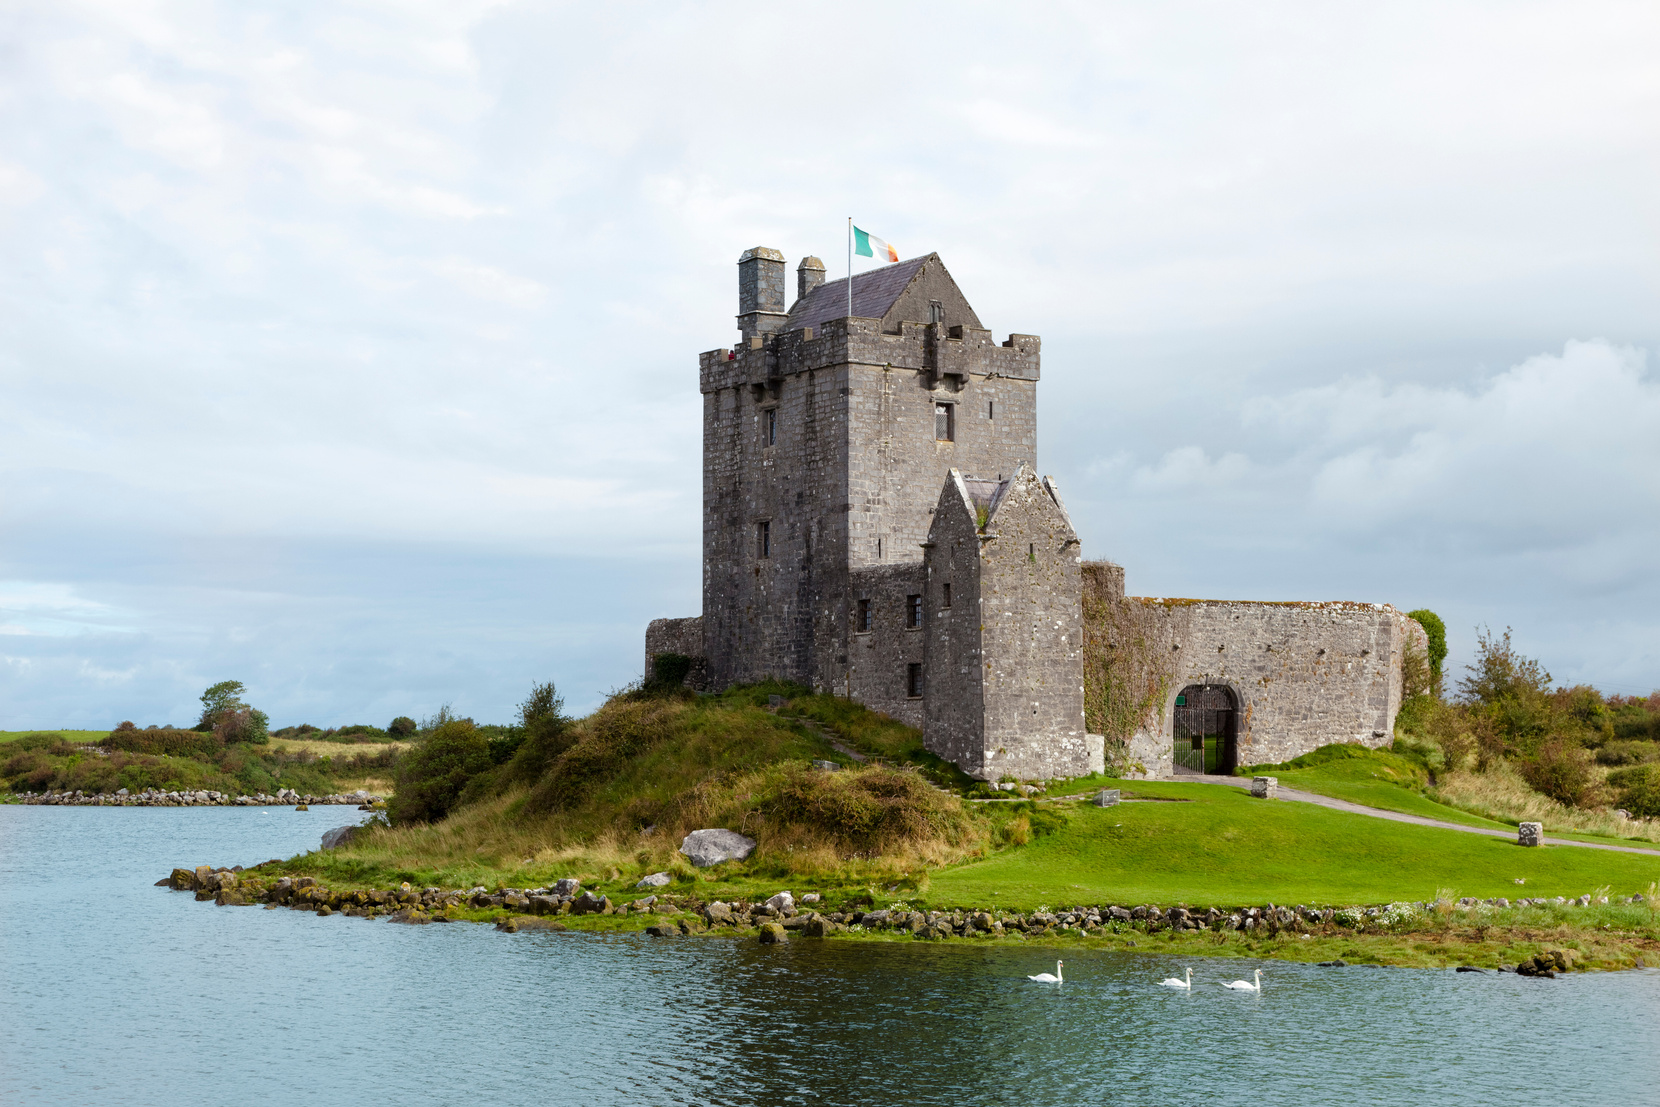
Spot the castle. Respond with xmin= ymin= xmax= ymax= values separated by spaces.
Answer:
xmin=646 ymin=248 xmax=1425 ymax=781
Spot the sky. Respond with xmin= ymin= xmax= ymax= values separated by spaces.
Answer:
xmin=2 ymin=1 xmax=1657 ymax=729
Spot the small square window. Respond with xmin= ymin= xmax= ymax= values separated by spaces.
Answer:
xmin=757 ymin=521 xmax=771 ymax=559
xmin=857 ymin=598 xmax=871 ymax=633
xmin=765 ymin=408 xmax=777 ymax=446
xmin=907 ymin=594 xmax=922 ymax=628
xmin=907 ymin=662 xmax=924 ymax=698
xmin=941 ymin=582 xmax=952 ymax=608
xmin=934 ymin=403 xmax=954 ymax=442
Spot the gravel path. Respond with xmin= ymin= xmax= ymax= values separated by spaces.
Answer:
xmin=1175 ymin=771 xmax=1660 ymax=857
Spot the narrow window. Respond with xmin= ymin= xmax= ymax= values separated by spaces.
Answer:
xmin=1028 ymin=542 xmax=1035 ymax=562
xmin=876 ymin=537 xmax=882 ymax=559
xmin=906 ymin=662 xmax=924 ymax=698
xmin=857 ymin=598 xmax=871 ymax=633
xmin=988 ymin=400 xmax=995 ymax=420
xmin=941 ymin=582 xmax=952 ymax=608
xmin=929 ymin=300 xmax=944 ymax=324
xmin=765 ymin=408 xmax=777 ymax=446
xmin=934 ymin=402 xmax=954 ymax=442
xmin=758 ymin=521 xmax=771 ymax=559
xmin=907 ymin=594 xmax=923 ymax=628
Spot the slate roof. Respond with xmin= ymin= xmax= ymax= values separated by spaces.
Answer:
xmin=786 ymin=254 xmax=932 ymax=331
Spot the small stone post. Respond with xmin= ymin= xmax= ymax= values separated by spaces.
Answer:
xmin=1251 ymin=776 xmax=1278 ymax=799
xmin=1092 ymin=789 xmax=1121 ymax=808
xmin=1518 ymin=822 xmax=1543 ymax=847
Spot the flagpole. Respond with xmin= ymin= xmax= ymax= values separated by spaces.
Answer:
xmin=846 ymin=216 xmax=852 ymax=319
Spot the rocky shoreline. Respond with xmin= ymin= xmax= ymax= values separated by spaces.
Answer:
xmin=16 ymin=787 xmax=382 ymax=807
xmin=161 ymin=866 xmax=1637 ymax=973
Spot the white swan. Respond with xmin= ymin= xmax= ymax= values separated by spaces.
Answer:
xmin=1159 ymin=967 xmax=1192 ymax=989
xmin=1220 ymin=969 xmax=1262 ymax=992
xmin=1027 ymin=959 xmax=1064 ymax=983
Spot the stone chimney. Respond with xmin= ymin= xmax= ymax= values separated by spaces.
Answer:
xmin=797 ymin=256 xmax=826 ymax=302
xmin=737 ymin=247 xmax=787 ymax=339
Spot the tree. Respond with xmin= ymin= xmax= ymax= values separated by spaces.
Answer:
xmin=195 ymin=680 xmax=268 ymax=744
xmin=387 ymin=716 xmax=417 ymax=738
xmin=197 ymin=680 xmax=247 ymax=730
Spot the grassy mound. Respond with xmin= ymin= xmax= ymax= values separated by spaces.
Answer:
xmin=322 ymin=683 xmax=981 ymax=891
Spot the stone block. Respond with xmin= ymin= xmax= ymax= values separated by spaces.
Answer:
xmin=1518 ymin=822 xmax=1543 ymax=847
xmin=1091 ymin=789 xmax=1120 ymax=807
xmin=1251 ymin=776 xmax=1278 ymax=799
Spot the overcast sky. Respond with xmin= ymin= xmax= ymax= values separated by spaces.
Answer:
xmin=2 ymin=1 xmax=1657 ymax=729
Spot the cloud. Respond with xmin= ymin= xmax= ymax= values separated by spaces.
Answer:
xmin=2 ymin=0 xmax=1657 ymax=725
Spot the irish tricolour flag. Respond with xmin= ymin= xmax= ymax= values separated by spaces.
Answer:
xmin=853 ymin=225 xmax=899 ymax=262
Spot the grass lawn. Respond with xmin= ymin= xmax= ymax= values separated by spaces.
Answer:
xmin=1265 ymin=762 xmax=1512 ymax=830
xmin=926 ymin=781 xmax=1660 ymax=909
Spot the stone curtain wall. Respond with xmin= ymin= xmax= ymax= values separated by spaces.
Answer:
xmin=1081 ymin=562 xmax=1177 ymax=766
xmin=1082 ymin=581 xmax=1428 ymax=775
xmin=644 ymin=616 xmax=706 ymax=688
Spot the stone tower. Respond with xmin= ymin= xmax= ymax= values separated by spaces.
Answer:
xmin=687 ymin=247 xmax=1044 ymax=727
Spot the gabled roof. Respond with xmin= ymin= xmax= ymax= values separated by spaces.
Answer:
xmin=786 ymin=253 xmax=982 ymax=334
xmin=787 ymin=255 xmax=929 ymax=330
xmin=960 ymin=476 xmax=1012 ymax=524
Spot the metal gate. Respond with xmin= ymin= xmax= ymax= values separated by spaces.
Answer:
xmin=1173 ymin=684 xmax=1237 ymax=774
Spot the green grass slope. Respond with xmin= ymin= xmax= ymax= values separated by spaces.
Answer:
xmin=929 ymin=781 xmax=1660 ymax=909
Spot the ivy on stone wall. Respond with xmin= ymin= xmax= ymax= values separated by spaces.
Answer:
xmin=1081 ymin=567 xmax=1175 ymax=756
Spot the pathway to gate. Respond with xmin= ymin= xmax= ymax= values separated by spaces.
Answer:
xmin=1172 ymin=769 xmax=1660 ymax=857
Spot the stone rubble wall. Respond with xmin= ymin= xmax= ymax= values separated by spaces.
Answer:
xmin=13 ymin=788 xmax=381 ymax=807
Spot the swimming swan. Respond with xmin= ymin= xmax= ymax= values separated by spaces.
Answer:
xmin=1159 ymin=967 xmax=1193 ymax=989
xmin=1027 ymin=960 xmax=1064 ymax=983
xmin=1220 ymin=969 xmax=1262 ymax=992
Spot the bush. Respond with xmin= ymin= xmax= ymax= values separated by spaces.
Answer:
xmin=1608 ymin=764 xmax=1660 ymax=818
xmin=104 ymin=725 xmax=223 ymax=759
xmin=1516 ymin=739 xmax=1595 ymax=807
xmin=524 ymin=697 xmax=682 ymax=814
xmin=766 ymin=764 xmax=973 ymax=851
xmin=388 ymin=716 xmax=417 ymax=738
xmin=1595 ymin=740 xmax=1660 ymax=767
xmin=644 ymin=653 xmax=694 ymax=694
xmin=213 ymin=705 xmax=269 ymax=746
xmin=388 ymin=720 xmax=491 ymax=825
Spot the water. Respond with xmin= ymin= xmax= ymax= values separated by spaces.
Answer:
xmin=3 ymin=806 xmax=1657 ymax=1106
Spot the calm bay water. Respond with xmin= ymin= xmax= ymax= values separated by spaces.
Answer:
xmin=2 ymin=805 xmax=1656 ymax=1106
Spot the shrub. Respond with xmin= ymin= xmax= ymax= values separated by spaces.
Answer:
xmin=1517 ymin=739 xmax=1595 ymax=807
xmin=213 ymin=705 xmax=269 ymax=746
xmin=524 ymin=697 xmax=683 ymax=814
xmin=1607 ymin=764 xmax=1660 ymax=818
xmin=104 ymin=727 xmax=223 ymax=759
xmin=766 ymin=764 xmax=972 ymax=851
xmin=8 ymin=732 xmax=71 ymax=753
xmin=1595 ymin=740 xmax=1660 ymax=767
xmin=388 ymin=720 xmax=491 ymax=825
xmin=388 ymin=716 xmax=417 ymax=738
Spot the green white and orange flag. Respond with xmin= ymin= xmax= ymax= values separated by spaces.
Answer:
xmin=853 ymin=225 xmax=899 ymax=262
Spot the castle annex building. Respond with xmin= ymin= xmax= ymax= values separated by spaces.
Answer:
xmin=647 ymin=248 xmax=1425 ymax=781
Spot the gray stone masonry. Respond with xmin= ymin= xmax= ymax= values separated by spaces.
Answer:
xmin=1251 ymin=776 xmax=1279 ymax=799
xmin=1083 ymin=562 xmax=1428 ymax=776
xmin=924 ymin=464 xmax=1086 ymax=780
xmin=644 ymin=245 xmax=1426 ymax=782
xmin=1518 ymin=822 xmax=1543 ymax=847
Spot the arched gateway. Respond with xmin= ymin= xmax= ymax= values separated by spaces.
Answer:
xmin=1172 ymin=684 xmax=1238 ymax=775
